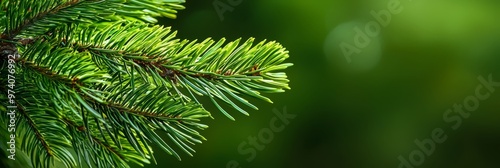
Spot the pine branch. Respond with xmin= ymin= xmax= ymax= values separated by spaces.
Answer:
xmin=14 ymin=82 xmax=76 ymax=168
xmin=3 ymin=0 xmax=185 ymax=38
xmin=63 ymin=117 xmax=148 ymax=168
xmin=0 ymin=1 xmax=292 ymax=168
xmin=4 ymin=0 xmax=79 ymax=38
xmin=20 ymin=38 xmax=110 ymax=87
xmin=64 ymin=22 xmax=292 ymax=120
xmin=17 ymin=38 xmax=211 ymax=161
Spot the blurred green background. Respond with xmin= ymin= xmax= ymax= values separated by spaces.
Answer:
xmin=140 ymin=0 xmax=500 ymax=167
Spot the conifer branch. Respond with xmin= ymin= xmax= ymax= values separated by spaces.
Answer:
xmin=16 ymin=103 xmax=53 ymax=157
xmin=0 ymin=1 xmax=292 ymax=167
xmin=4 ymin=0 xmax=81 ymax=39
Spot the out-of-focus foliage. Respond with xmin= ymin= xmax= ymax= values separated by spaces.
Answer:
xmin=149 ymin=0 xmax=500 ymax=168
